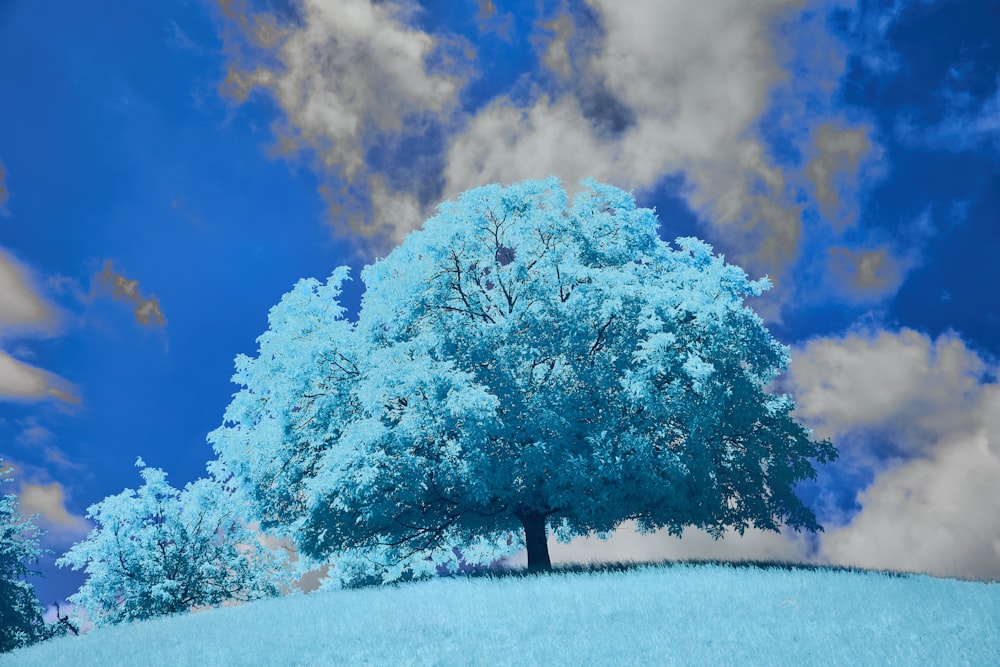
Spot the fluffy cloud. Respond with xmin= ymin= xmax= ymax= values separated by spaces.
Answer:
xmin=819 ymin=407 xmax=1000 ymax=582
xmin=0 ymin=351 xmax=52 ymax=399
xmin=783 ymin=328 xmax=987 ymax=452
xmin=442 ymin=0 xmax=881 ymax=318
xmin=217 ymin=1 xmax=901 ymax=316
xmin=18 ymin=481 xmax=88 ymax=531
xmin=0 ymin=248 xmax=53 ymax=330
xmin=0 ymin=249 xmax=77 ymax=403
xmin=2 ymin=456 xmax=90 ymax=546
xmin=217 ymin=0 xmax=463 ymax=251
xmin=443 ymin=95 xmax=617 ymax=197
xmin=446 ymin=1 xmax=804 ymax=235
xmin=260 ymin=0 xmax=456 ymax=175
xmin=785 ymin=328 xmax=1000 ymax=581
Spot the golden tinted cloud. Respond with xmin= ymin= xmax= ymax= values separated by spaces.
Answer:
xmin=95 ymin=260 xmax=167 ymax=327
xmin=828 ymin=246 xmax=902 ymax=300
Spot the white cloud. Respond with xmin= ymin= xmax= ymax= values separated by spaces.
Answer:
xmin=267 ymin=0 xmax=456 ymax=175
xmin=4 ymin=464 xmax=91 ymax=548
xmin=0 ymin=248 xmax=53 ymax=330
xmin=443 ymin=95 xmax=617 ymax=198
xmin=19 ymin=481 xmax=78 ymax=525
xmin=0 ymin=350 xmax=57 ymax=399
xmin=224 ymin=1 xmax=898 ymax=316
xmin=783 ymin=328 xmax=987 ymax=453
xmin=218 ymin=0 xmax=463 ymax=253
xmin=785 ymin=328 xmax=1000 ymax=581
xmin=448 ymin=0 xmax=798 ymax=195
xmin=0 ymin=249 xmax=78 ymax=403
xmin=819 ymin=405 xmax=1000 ymax=582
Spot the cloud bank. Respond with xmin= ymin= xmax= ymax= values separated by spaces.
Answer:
xmin=217 ymin=0 xmax=891 ymax=313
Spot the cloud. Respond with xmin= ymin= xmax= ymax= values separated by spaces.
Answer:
xmin=93 ymin=260 xmax=166 ymax=327
xmin=827 ymin=246 xmax=903 ymax=301
xmin=263 ymin=0 xmax=457 ymax=175
xmin=0 ymin=351 xmax=75 ymax=402
xmin=221 ymin=0 xmax=818 ymax=269
xmin=818 ymin=408 xmax=1000 ymax=582
xmin=475 ymin=0 xmax=513 ymax=40
xmin=19 ymin=481 xmax=81 ymax=526
xmin=805 ymin=123 xmax=874 ymax=228
xmin=9 ymin=475 xmax=91 ymax=546
xmin=782 ymin=328 xmax=987 ymax=450
xmin=536 ymin=13 xmax=575 ymax=78
xmin=783 ymin=328 xmax=1000 ymax=581
xmin=222 ymin=2 xmax=894 ymax=320
xmin=166 ymin=19 xmax=202 ymax=53
xmin=0 ymin=249 xmax=78 ymax=403
xmin=216 ymin=0 xmax=465 ymax=252
xmin=0 ymin=248 xmax=55 ymax=331
xmin=442 ymin=0 xmax=851 ymax=312
xmin=15 ymin=416 xmax=54 ymax=447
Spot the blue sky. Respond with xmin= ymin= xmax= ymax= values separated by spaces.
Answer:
xmin=1 ymin=0 xmax=998 ymax=610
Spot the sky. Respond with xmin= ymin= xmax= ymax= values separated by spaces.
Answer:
xmin=0 ymin=0 xmax=998 ymax=611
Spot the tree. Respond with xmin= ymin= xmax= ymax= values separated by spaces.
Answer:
xmin=57 ymin=459 xmax=290 ymax=627
xmin=208 ymin=177 xmax=838 ymax=583
xmin=0 ymin=458 xmax=64 ymax=653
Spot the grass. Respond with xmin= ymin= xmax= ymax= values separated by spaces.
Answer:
xmin=4 ymin=557 xmax=998 ymax=666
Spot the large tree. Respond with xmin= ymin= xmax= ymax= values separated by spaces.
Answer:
xmin=57 ymin=459 xmax=289 ymax=627
xmin=208 ymin=177 xmax=838 ymax=583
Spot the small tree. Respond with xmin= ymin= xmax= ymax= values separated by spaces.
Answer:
xmin=57 ymin=459 xmax=289 ymax=627
xmin=208 ymin=177 xmax=838 ymax=583
xmin=0 ymin=458 xmax=63 ymax=653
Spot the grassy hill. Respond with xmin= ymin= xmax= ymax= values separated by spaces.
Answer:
xmin=4 ymin=558 xmax=998 ymax=666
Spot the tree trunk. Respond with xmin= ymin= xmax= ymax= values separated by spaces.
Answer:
xmin=517 ymin=511 xmax=551 ymax=571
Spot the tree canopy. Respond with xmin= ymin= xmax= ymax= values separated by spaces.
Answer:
xmin=208 ymin=177 xmax=838 ymax=584
xmin=57 ymin=459 xmax=289 ymax=627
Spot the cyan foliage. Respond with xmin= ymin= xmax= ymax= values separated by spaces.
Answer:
xmin=57 ymin=459 xmax=290 ymax=627
xmin=209 ymin=177 xmax=837 ymax=586
xmin=0 ymin=459 xmax=57 ymax=653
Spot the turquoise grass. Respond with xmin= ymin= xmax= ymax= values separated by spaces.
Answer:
xmin=5 ymin=559 xmax=998 ymax=666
